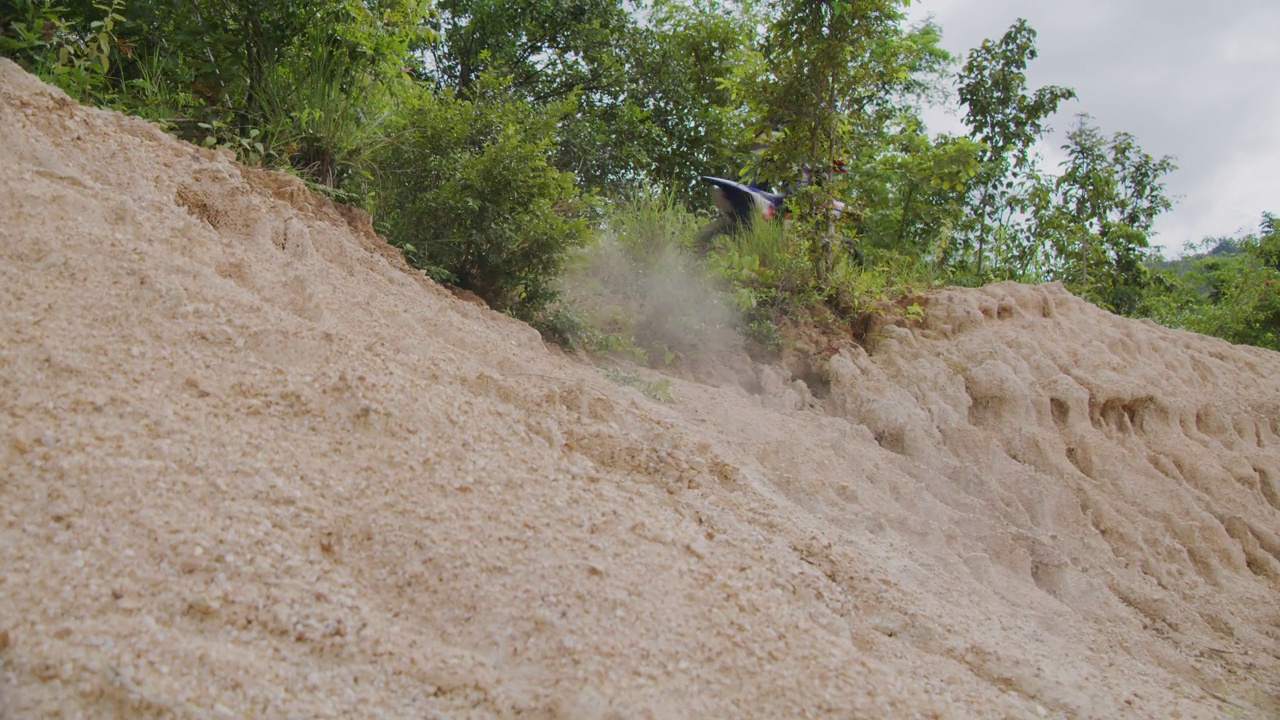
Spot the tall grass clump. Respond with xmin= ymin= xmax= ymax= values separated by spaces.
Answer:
xmin=707 ymin=216 xmax=948 ymax=346
xmin=256 ymin=40 xmax=397 ymax=192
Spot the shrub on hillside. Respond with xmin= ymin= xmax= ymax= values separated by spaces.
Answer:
xmin=1142 ymin=215 xmax=1280 ymax=351
xmin=373 ymin=79 xmax=592 ymax=317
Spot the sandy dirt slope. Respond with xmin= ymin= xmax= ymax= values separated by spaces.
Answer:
xmin=1 ymin=59 xmax=1279 ymax=718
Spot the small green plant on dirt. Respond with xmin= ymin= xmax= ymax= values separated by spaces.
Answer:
xmin=825 ymin=249 xmax=943 ymax=329
xmin=744 ymin=317 xmax=782 ymax=350
xmin=707 ymin=218 xmax=815 ymax=303
xmin=256 ymin=39 xmax=397 ymax=189
xmin=603 ymin=368 xmax=676 ymax=403
xmin=904 ymin=301 xmax=925 ymax=323
xmin=528 ymin=301 xmax=589 ymax=349
xmin=530 ymin=300 xmax=653 ymax=364
xmin=2 ymin=0 xmax=127 ymax=101
xmin=590 ymin=331 xmax=649 ymax=364
xmin=195 ymin=119 xmax=271 ymax=164
xmin=118 ymin=46 xmax=202 ymax=127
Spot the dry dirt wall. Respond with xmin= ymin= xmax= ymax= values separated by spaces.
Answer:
xmin=2 ymin=59 xmax=1279 ymax=718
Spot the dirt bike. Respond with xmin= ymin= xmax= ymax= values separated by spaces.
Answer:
xmin=694 ymin=169 xmax=845 ymax=255
xmin=693 ymin=176 xmax=785 ymax=255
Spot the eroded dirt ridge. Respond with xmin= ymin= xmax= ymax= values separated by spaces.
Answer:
xmin=2 ymin=59 xmax=1279 ymax=718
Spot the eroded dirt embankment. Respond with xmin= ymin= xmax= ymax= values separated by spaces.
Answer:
xmin=2 ymin=59 xmax=1279 ymax=718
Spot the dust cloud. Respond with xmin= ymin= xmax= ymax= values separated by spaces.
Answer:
xmin=2 ymin=59 xmax=1279 ymax=718
xmin=560 ymin=211 xmax=747 ymax=383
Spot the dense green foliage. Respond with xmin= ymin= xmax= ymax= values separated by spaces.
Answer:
xmin=0 ymin=0 xmax=427 ymax=185
xmin=1141 ymin=216 xmax=1280 ymax=351
xmin=733 ymin=0 xmax=949 ymax=280
xmin=1042 ymin=115 xmax=1177 ymax=314
xmin=374 ymin=81 xmax=592 ymax=315
xmin=2 ymin=0 xmax=1275 ymax=352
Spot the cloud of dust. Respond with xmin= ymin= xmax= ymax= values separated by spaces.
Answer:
xmin=561 ymin=212 xmax=749 ymax=382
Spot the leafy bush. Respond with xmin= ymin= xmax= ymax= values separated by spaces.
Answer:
xmin=706 ymin=216 xmax=815 ymax=310
xmin=373 ymin=79 xmax=592 ymax=317
xmin=1 ymin=0 xmax=128 ymax=101
xmin=1142 ymin=216 xmax=1280 ymax=351
xmin=2 ymin=0 xmax=428 ymax=192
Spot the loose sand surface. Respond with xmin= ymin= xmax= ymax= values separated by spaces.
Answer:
xmin=2 ymin=59 xmax=1279 ymax=718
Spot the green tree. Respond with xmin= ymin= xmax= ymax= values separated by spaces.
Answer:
xmin=956 ymin=18 xmax=1075 ymax=280
xmin=422 ymin=0 xmax=758 ymax=200
xmin=605 ymin=0 xmax=757 ymax=200
xmin=424 ymin=0 xmax=631 ymax=101
xmin=736 ymin=0 xmax=946 ymax=281
xmin=1044 ymin=114 xmax=1176 ymax=313
xmin=850 ymin=117 xmax=982 ymax=265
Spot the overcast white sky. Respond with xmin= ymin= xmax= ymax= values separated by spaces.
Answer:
xmin=905 ymin=0 xmax=1280 ymax=255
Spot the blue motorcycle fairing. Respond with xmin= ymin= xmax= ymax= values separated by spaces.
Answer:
xmin=699 ymin=176 xmax=785 ymax=208
xmin=700 ymin=176 xmax=786 ymax=225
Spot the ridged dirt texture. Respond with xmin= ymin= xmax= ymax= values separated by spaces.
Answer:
xmin=2 ymin=59 xmax=1279 ymax=719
